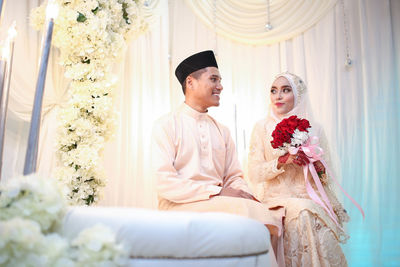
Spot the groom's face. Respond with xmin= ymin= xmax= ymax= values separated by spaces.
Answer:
xmin=189 ymin=67 xmax=223 ymax=109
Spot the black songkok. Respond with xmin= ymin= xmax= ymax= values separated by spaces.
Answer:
xmin=175 ymin=50 xmax=218 ymax=85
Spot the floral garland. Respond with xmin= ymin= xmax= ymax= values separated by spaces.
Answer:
xmin=0 ymin=174 xmax=128 ymax=266
xmin=30 ymin=0 xmax=148 ymax=205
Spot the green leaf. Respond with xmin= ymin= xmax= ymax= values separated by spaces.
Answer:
xmin=67 ymin=142 xmax=78 ymax=151
xmin=92 ymin=6 xmax=99 ymax=15
xmin=82 ymin=58 xmax=90 ymax=64
xmin=122 ymin=3 xmax=130 ymax=24
xmin=85 ymin=194 xmax=94 ymax=205
xmin=77 ymin=12 xmax=87 ymax=22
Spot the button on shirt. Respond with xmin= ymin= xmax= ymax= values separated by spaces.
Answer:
xmin=152 ymin=103 xmax=251 ymax=203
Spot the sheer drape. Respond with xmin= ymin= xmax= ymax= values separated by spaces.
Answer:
xmin=99 ymin=0 xmax=170 ymax=208
xmin=183 ymin=0 xmax=338 ymax=45
xmin=1 ymin=0 xmax=399 ymax=265
xmin=0 ymin=0 xmax=69 ymax=180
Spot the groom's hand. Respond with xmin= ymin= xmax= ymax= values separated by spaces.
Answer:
xmin=218 ymin=187 xmax=260 ymax=202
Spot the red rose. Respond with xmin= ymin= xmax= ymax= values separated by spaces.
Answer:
xmin=270 ymin=115 xmax=311 ymax=149
xmin=298 ymin=119 xmax=311 ymax=132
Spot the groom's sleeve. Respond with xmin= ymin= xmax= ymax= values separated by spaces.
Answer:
xmin=221 ymin=127 xmax=253 ymax=194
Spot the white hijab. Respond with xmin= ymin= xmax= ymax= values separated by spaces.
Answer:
xmin=267 ymin=72 xmax=340 ymax=182
xmin=269 ymin=72 xmax=315 ymax=124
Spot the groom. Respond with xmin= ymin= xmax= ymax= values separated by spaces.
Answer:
xmin=152 ymin=50 xmax=258 ymax=206
xmin=151 ymin=51 xmax=283 ymax=257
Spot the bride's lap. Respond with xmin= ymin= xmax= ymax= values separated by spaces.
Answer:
xmin=282 ymin=203 xmax=347 ymax=267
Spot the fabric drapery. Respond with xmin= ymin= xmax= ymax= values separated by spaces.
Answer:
xmin=183 ymin=0 xmax=338 ymax=45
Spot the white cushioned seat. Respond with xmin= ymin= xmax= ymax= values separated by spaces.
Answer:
xmin=61 ymin=206 xmax=272 ymax=266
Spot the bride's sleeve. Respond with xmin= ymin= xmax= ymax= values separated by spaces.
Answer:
xmin=248 ymin=121 xmax=285 ymax=184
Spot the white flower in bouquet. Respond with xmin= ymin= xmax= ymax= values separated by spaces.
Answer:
xmin=70 ymin=224 xmax=129 ymax=267
xmin=291 ymin=129 xmax=310 ymax=147
xmin=0 ymin=174 xmax=67 ymax=232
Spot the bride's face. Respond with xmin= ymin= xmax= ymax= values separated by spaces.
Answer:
xmin=270 ymin=76 xmax=295 ymax=115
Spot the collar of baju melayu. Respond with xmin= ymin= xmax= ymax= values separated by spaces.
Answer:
xmin=180 ymin=102 xmax=223 ymax=136
xmin=180 ymin=102 xmax=209 ymax=120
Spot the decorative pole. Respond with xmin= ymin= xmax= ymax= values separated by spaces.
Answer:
xmin=234 ymin=103 xmax=238 ymax=146
xmin=0 ymin=0 xmax=6 ymax=26
xmin=24 ymin=1 xmax=58 ymax=175
xmin=0 ymin=22 xmax=16 ymax=181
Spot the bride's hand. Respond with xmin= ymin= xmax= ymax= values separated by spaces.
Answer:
xmin=313 ymin=160 xmax=325 ymax=174
xmin=278 ymin=151 xmax=309 ymax=168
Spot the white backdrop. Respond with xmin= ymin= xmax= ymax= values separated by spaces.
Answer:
xmin=1 ymin=1 xmax=399 ymax=266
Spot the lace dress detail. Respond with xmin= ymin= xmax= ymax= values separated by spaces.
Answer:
xmin=248 ymin=118 xmax=349 ymax=266
xmin=284 ymin=209 xmax=347 ymax=267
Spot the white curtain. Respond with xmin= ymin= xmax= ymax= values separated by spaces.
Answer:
xmin=99 ymin=0 xmax=170 ymax=208
xmin=183 ymin=0 xmax=338 ymax=45
xmin=1 ymin=0 xmax=399 ymax=265
xmin=0 ymin=0 xmax=70 ymax=180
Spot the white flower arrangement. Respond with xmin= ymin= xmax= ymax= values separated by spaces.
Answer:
xmin=0 ymin=175 xmax=129 ymax=266
xmin=30 ymin=0 xmax=148 ymax=205
xmin=70 ymin=224 xmax=129 ymax=266
xmin=0 ymin=174 xmax=66 ymax=232
xmin=0 ymin=218 xmax=72 ymax=267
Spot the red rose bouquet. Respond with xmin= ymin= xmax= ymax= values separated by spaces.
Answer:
xmin=271 ymin=115 xmax=311 ymax=155
xmin=270 ymin=115 xmax=365 ymax=226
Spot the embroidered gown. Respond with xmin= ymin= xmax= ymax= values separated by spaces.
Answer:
xmin=248 ymin=116 xmax=349 ymax=267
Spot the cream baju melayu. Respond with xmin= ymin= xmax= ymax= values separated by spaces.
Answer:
xmin=152 ymin=103 xmax=285 ymax=266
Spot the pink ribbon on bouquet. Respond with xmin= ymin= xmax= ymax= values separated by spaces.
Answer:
xmin=288 ymin=136 xmax=365 ymax=227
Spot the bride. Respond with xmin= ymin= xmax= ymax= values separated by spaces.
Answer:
xmin=248 ymin=72 xmax=349 ymax=266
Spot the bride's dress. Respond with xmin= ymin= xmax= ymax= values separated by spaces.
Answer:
xmin=248 ymin=117 xmax=349 ymax=267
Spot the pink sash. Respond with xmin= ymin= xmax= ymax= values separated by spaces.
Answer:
xmin=288 ymin=136 xmax=365 ymax=227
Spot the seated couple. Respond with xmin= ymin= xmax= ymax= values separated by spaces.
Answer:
xmin=151 ymin=50 xmax=350 ymax=267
